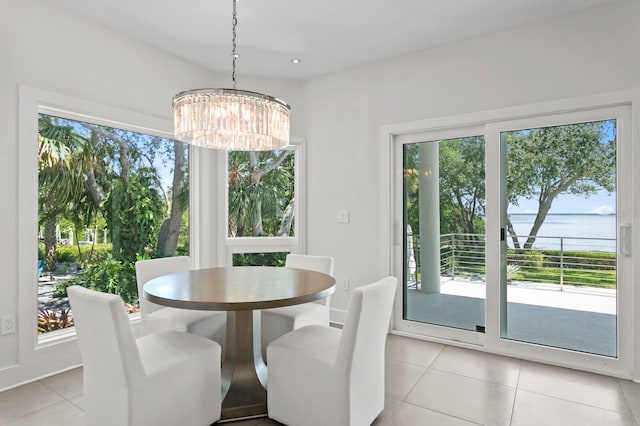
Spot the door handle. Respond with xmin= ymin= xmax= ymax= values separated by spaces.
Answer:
xmin=620 ymin=223 xmax=631 ymax=256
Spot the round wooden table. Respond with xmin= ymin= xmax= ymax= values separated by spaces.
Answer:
xmin=143 ymin=266 xmax=336 ymax=421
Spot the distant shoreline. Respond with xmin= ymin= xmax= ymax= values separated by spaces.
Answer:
xmin=509 ymin=213 xmax=615 ymax=216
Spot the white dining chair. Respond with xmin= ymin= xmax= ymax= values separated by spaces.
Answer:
xmin=68 ymin=285 xmax=222 ymax=426
xmin=135 ymin=256 xmax=225 ymax=345
xmin=267 ymin=276 xmax=397 ymax=426
xmin=260 ymin=253 xmax=334 ymax=362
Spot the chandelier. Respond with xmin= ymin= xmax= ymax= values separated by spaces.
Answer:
xmin=172 ymin=0 xmax=291 ymax=151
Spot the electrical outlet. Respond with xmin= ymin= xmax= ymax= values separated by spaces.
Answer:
xmin=337 ymin=210 xmax=350 ymax=223
xmin=1 ymin=315 xmax=15 ymax=335
xmin=342 ymin=278 xmax=349 ymax=291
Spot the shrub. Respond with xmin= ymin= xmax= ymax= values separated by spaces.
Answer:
xmin=54 ymin=258 xmax=138 ymax=304
xmin=55 ymin=246 xmax=77 ymax=263
xmin=508 ymin=249 xmax=544 ymax=268
xmin=38 ymin=303 xmax=140 ymax=335
xmin=38 ymin=242 xmax=113 ymax=268
xmin=233 ymin=252 xmax=287 ymax=267
xmin=124 ymin=303 xmax=141 ymax=314
xmin=541 ymin=250 xmax=616 ymax=271
xmin=38 ymin=308 xmax=73 ymax=334
xmin=506 ymin=264 xmax=521 ymax=281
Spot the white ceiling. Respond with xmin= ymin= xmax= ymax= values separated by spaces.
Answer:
xmin=48 ymin=0 xmax=614 ymax=80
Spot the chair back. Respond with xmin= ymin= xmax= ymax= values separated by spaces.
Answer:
xmin=68 ymin=286 xmax=145 ymax=399
xmin=135 ymin=256 xmax=191 ymax=315
xmin=285 ymin=254 xmax=334 ymax=306
xmin=335 ymin=277 xmax=397 ymax=424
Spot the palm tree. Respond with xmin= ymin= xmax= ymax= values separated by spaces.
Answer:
xmin=38 ymin=116 xmax=89 ymax=270
xmin=228 ymin=150 xmax=294 ymax=237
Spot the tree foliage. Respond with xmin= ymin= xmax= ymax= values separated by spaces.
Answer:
xmin=38 ymin=115 xmax=90 ymax=270
xmin=228 ymin=150 xmax=294 ymax=237
xmin=102 ymin=171 xmax=164 ymax=263
xmin=438 ymin=137 xmax=485 ymax=235
xmin=403 ymin=120 xmax=615 ymax=252
xmin=404 ymin=137 xmax=485 ymax=236
xmin=506 ymin=121 xmax=615 ymax=248
xmin=37 ymin=114 xmax=188 ymax=301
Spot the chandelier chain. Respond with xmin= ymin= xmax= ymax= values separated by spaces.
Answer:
xmin=231 ymin=0 xmax=238 ymax=89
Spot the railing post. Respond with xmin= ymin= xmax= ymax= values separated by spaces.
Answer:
xmin=559 ymin=238 xmax=564 ymax=292
xmin=450 ymin=234 xmax=455 ymax=279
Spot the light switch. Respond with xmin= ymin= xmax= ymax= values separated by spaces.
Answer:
xmin=337 ymin=210 xmax=350 ymax=223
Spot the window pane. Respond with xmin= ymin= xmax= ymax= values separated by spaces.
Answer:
xmin=37 ymin=113 xmax=188 ymax=335
xmin=228 ymin=150 xmax=295 ymax=237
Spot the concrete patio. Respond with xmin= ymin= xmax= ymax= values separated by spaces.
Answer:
xmin=406 ymin=278 xmax=617 ymax=357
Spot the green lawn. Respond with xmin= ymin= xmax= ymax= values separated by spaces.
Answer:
xmin=515 ymin=267 xmax=616 ymax=289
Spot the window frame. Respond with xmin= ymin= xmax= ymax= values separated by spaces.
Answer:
xmin=18 ymin=86 xmax=184 ymax=361
xmin=221 ymin=139 xmax=307 ymax=265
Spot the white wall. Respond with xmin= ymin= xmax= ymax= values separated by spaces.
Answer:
xmin=2 ymin=0 xmax=640 ymax=389
xmin=0 ymin=0 xmax=303 ymax=389
xmin=303 ymin=0 xmax=640 ymax=319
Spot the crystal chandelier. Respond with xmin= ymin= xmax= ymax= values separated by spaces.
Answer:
xmin=172 ymin=0 xmax=291 ymax=151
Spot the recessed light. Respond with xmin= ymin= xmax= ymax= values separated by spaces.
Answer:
xmin=291 ymin=58 xmax=301 ymax=64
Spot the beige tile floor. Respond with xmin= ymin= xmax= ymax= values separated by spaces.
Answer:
xmin=2 ymin=334 xmax=640 ymax=425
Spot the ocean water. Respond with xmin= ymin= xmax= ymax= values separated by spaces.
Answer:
xmin=508 ymin=214 xmax=616 ymax=252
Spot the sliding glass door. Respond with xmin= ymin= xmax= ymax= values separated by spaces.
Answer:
xmin=392 ymin=103 xmax=632 ymax=373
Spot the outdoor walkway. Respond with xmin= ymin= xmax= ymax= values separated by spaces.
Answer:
xmin=440 ymin=278 xmax=616 ymax=315
xmin=37 ymin=272 xmax=78 ymax=311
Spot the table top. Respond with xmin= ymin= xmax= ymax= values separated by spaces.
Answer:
xmin=143 ymin=266 xmax=336 ymax=311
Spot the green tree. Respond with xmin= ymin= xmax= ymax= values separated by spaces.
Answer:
xmin=228 ymin=150 xmax=294 ymax=237
xmin=102 ymin=171 xmax=164 ymax=263
xmin=404 ymin=137 xmax=485 ymax=237
xmin=156 ymin=141 xmax=189 ymax=256
xmin=78 ymin=124 xmax=184 ymax=259
xmin=506 ymin=121 xmax=615 ymax=249
xmin=38 ymin=114 xmax=186 ymax=303
xmin=438 ymin=137 xmax=485 ymax=235
xmin=38 ymin=116 xmax=89 ymax=270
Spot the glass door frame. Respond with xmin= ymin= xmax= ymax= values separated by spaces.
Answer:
xmin=382 ymin=94 xmax=634 ymax=379
xmin=392 ymin=125 xmax=487 ymax=347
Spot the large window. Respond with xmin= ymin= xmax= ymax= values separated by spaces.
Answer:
xmin=37 ymin=113 xmax=188 ymax=336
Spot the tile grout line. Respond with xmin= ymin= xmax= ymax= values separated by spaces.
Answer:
xmin=0 ymin=397 xmax=67 ymax=425
xmin=426 ymin=366 xmax=518 ymax=390
xmin=393 ymin=344 xmax=446 ymax=402
xmin=39 ymin=377 xmax=82 ymax=402
xmin=508 ymin=359 xmax=523 ymax=426
xmin=616 ymin=378 xmax=637 ymax=420
xmin=395 ymin=344 xmax=491 ymax=426
xmin=516 ymin=387 xmax=633 ymax=416
xmin=399 ymin=399 xmax=485 ymax=426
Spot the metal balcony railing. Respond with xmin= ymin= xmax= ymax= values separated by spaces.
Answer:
xmin=406 ymin=232 xmax=616 ymax=290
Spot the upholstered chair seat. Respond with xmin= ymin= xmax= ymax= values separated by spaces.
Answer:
xmin=260 ymin=254 xmax=334 ymax=362
xmin=68 ymin=285 xmax=222 ymax=426
xmin=267 ymin=276 xmax=397 ymax=426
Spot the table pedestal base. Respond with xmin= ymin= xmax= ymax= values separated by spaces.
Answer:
xmin=220 ymin=310 xmax=268 ymax=421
